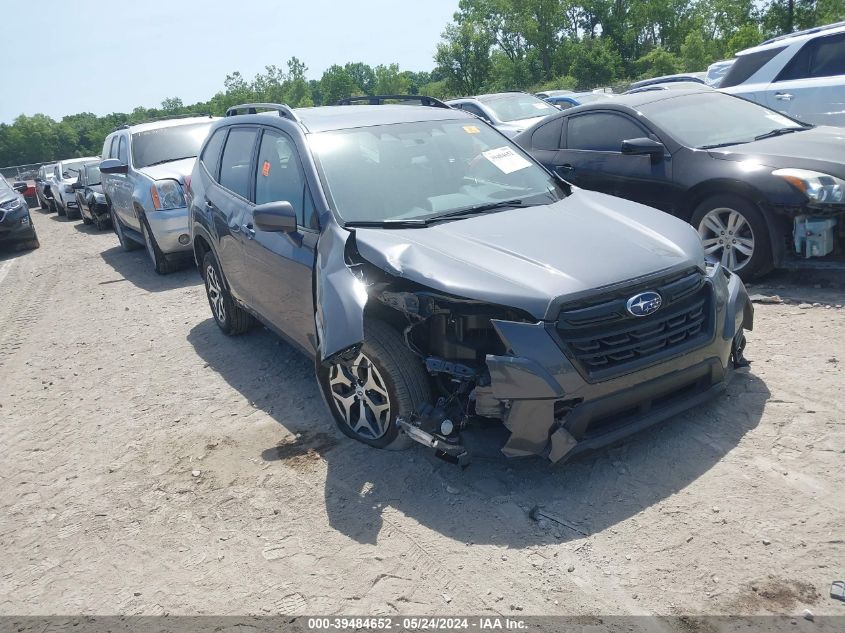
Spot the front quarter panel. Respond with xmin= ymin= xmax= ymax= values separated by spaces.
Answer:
xmin=314 ymin=223 xmax=367 ymax=363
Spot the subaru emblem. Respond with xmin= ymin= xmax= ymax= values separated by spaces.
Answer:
xmin=626 ymin=291 xmax=662 ymax=317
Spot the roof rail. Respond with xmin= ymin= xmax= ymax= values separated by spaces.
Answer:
xmin=225 ymin=103 xmax=301 ymax=122
xmin=761 ymin=20 xmax=845 ymax=45
xmin=335 ymin=95 xmax=451 ymax=109
xmin=111 ymin=112 xmax=213 ymax=132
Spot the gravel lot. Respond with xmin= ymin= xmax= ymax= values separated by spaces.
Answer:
xmin=1 ymin=207 xmax=844 ymax=624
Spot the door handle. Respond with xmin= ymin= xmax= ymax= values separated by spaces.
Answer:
xmin=775 ymin=92 xmax=793 ymax=101
xmin=242 ymin=223 xmax=256 ymax=239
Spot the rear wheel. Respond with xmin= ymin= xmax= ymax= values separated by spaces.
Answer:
xmin=202 ymin=251 xmax=253 ymax=335
xmin=141 ymin=216 xmax=179 ymax=274
xmin=48 ymin=198 xmax=57 ymax=214
xmin=692 ymin=194 xmax=772 ymax=280
xmin=39 ymin=196 xmax=49 ymax=210
xmin=319 ymin=320 xmax=432 ymax=450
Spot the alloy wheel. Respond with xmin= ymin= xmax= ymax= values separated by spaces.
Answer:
xmin=328 ymin=353 xmax=392 ymax=440
xmin=697 ymin=207 xmax=755 ymax=272
xmin=205 ymin=264 xmax=226 ymax=324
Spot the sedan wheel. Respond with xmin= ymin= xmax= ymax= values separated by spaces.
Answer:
xmin=697 ymin=207 xmax=755 ymax=272
xmin=328 ymin=352 xmax=392 ymax=441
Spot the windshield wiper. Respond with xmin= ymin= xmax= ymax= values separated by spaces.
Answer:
xmin=424 ymin=199 xmax=535 ymax=223
xmin=343 ymin=199 xmax=541 ymax=230
xmin=698 ymin=140 xmax=751 ymax=150
xmin=753 ymin=127 xmax=805 ymax=141
xmin=343 ymin=219 xmax=428 ymax=229
xmin=143 ymin=156 xmax=195 ymax=167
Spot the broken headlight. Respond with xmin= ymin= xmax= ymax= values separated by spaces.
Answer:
xmin=773 ymin=168 xmax=845 ymax=204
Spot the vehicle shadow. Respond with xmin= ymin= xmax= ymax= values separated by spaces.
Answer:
xmin=0 ymin=244 xmax=40 ymax=262
xmin=187 ymin=317 xmax=769 ymax=547
xmin=100 ymin=245 xmax=200 ymax=292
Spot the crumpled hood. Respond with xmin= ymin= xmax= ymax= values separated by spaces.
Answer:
xmin=137 ymin=157 xmax=196 ymax=183
xmin=353 ymin=189 xmax=704 ymax=320
xmin=708 ymin=127 xmax=845 ymax=178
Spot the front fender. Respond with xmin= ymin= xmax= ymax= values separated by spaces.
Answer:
xmin=315 ymin=223 xmax=367 ymax=363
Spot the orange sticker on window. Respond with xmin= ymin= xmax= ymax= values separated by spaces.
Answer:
xmin=463 ymin=125 xmax=480 ymax=134
xmin=261 ymin=161 xmax=271 ymax=177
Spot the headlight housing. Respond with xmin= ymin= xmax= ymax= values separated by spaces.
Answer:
xmin=0 ymin=197 xmax=23 ymax=212
xmin=773 ymin=168 xmax=845 ymax=204
xmin=150 ymin=180 xmax=186 ymax=210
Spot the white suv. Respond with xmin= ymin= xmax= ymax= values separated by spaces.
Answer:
xmin=720 ymin=21 xmax=845 ymax=126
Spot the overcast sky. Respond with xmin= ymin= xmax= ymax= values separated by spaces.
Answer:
xmin=1 ymin=0 xmax=458 ymax=123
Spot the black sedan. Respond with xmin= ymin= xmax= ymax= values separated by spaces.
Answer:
xmin=73 ymin=162 xmax=111 ymax=230
xmin=0 ymin=177 xmax=39 ymax=251
xmin=514 ymin=89 xmax=845 ymax=279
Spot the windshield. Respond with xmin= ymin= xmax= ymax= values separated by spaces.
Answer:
xmin=131 ymin=122 xmax=212 ymax=169
xmin=85 ymin=164 xmax=101 ymax=185
xmin=638 ymin=92 xmax=805 ymax=148
xmin=62 ymin=159 xmax=92 ymax=180
xmin=481 ymin=94 xmax=558 ymax=122
xmin=309 ymin=119 xmax=566 ymax=224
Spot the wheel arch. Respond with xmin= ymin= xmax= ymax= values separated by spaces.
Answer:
xmin=682 ymin=179 xmax=769 ymax=223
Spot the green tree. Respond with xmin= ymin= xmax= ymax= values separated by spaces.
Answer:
xmin=434 ymin=21 xmax=495 ymax=95
xmin=568 ymin=38 xmax=622 ymax=89
xmin=680 ymin=31 xmax=711 ymax=72
xmin=635 ymin=46 xmax=683 ymax=78
xmin=319 ymin=65 xmax=362 ymax=104
xmin=373 ymin=64 xmax=411 ymax=95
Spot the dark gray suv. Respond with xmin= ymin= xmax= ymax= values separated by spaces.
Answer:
xmin=188 ymin=100 xmax=753 ymax=464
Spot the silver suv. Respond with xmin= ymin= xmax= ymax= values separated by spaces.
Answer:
xmin=100 ymin=116 xmax=217 ymax=273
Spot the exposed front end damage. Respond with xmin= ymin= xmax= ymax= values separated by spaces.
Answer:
xmin=318 ymin=224 xmax=753 ymax=464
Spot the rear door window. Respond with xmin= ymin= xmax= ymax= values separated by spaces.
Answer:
xmin=720 ymin=46 xmax=786 ymax=87
xmin=219 ymin=128 xmax=258 ymax=200
xmin=567 ymin=113 xmax=648 ymax=152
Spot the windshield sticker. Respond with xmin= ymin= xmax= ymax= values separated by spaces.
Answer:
xmin=261 ymin=161 xmax=271 ymax=177
xmin=462 ymin=125 xmax=481 ymax=134
xmin=533 ymin=102 xmax=550 ymax=109
xmin=482 ymin=146 xmax=532 ymax=174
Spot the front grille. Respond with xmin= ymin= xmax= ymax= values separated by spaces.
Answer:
xmin=554 ymin=269 xmax=714 ymax=381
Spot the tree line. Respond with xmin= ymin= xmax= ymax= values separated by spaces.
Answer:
xmin=1 ymin=0 xmax=841 ymax=167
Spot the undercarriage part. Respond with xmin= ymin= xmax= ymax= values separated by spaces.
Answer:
xmin=501 ymin=399 xmax=556 ymax=458
xmin=425 ymin=356 xmax=476 ymax=378
xmin=794 ymin=216 xmax=837 ymax=258
xmin=471 ymin=384 xmax=503 ymax=418
xmin=731 ymin=331 xmax=750 ymax=368
xmin=396 ymin=416 xmax=470 ymax=467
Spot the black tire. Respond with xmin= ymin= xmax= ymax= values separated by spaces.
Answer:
xmin=81 ymin=213 xmax=93 ymax=225
xmin=141 ymin=216 xmax=180 ymax=274
xmin=93 ymin=212 xmax=109 ymax=231
xmin=48 ymin=198 xmax=57 ymax=214
xmin=691 ymin=194 xmax=773 ymax=281
xmin=39 ymin=196 xmax=49 ymax=211
xmin=202 ymin=250 xmax=254 ymax=335
xmin=17 ymin=236 xmax=40 ymax=251
xmin=111 ymin=207 xmax=141 ymax=251
xmin=319 ymin=319 xmax=432 ymax=450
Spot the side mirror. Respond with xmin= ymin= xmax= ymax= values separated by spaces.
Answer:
xmin=100 ymin=158 xmax=128 ymax=174
xmin=13 ymin=182 xmax=27 ymax=193
xmin=253 ymin=201 xmax=297 ymax=233
xmin=72 ymin=182 xmax=83 ymax=190
xmin=621 ymin=137 xmax=665 ymax=161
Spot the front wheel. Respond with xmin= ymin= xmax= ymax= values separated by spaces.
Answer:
xmin=318 ymin=320 xmax=432 ymax=450
xmin=111 ymin=207 xmax=141 ymax=252
xmin=141 ymin=216 xmax=179 ymax=274
xmin=202 ymin=251 xmax=254 ymax=335
xmin=692 ymin=194 xmax=772 ymax=280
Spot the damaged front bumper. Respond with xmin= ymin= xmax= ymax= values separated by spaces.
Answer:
xmin=482 ymin=263 xmax=752 ymax=462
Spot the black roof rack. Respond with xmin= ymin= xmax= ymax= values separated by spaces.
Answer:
xmin=225 ymin=103 xmax=301 ymax=122
xmin=112 ymin=112 xmax=213 ymax=132
xmin=761 ymin=20 xmax=845 ymax=45
xmin=335 ymin=95 xmax=451 ymax=109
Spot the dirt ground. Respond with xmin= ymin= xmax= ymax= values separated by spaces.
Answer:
xmin=1 ymin=207 xmax=843 ymax=624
